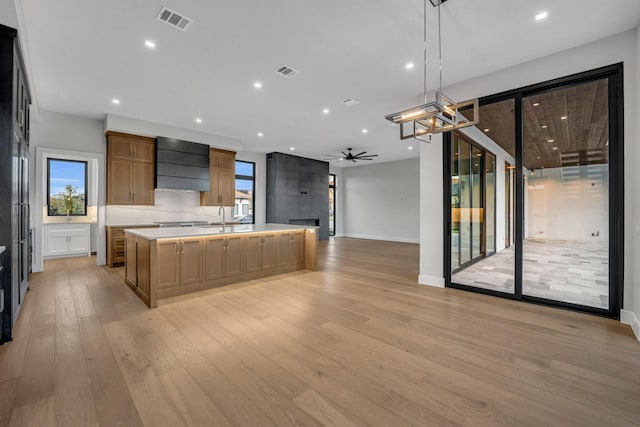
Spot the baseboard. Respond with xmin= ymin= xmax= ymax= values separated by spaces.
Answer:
xmin=620 ymin=309 xmax=640 ymax=341
xmin=418 ymin=274 xmax=445 ymax=288
xmin=342 ymin=233 xmax=420 ymax=244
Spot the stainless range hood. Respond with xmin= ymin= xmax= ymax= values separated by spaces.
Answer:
xmin=155 ymin=137 xmax=210 ymax=191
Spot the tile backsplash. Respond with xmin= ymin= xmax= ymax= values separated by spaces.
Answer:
xmin=106 ymin=190 xmax=233 ymax=226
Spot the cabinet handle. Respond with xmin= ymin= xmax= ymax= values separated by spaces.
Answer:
xmin=18 ymin=110 xmax=24 ymax=128
xmin=181 ymin=241 xmax=185 ymax=254
xmin=176 ymin=242 xmax=180 ymax=254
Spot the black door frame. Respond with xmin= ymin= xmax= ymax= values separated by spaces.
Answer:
xmin=443 ymin=63 xmax=624 ymax=319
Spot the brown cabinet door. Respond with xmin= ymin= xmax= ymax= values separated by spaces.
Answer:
xmin=219 ymin=171 xmax=235 ymax=206
xmin=133 ymin=140 xmax=154 ymax=163
xmin=137 ymin=239 xmax=151 ymax=298
xmin=291 ymin=231 xmax=305 ymax=265
xmin=108 ymin=160 xmax=133 ymax=204
xmin=262 ymin=234 xmax=277 ymax=270
xmin=244 ymin=235 xmax=262 ymax=273
xmin=225 ymin=236 xmax=244 ymax=276
xmin=109 ymin=136 xmax=133 ymax=161
xmin=204 ymin=236 xmax=225 ymax=280
xmin=125 ymin=237 xmax=137 ymax=285
xmin=180 ymin=238 xmax=203 ymax=285
xmin=276 ymin=233 xmax=292 ymax=266
xmin=157 ymin=240 xmax=180 ymax=289
xmin=200 ymin=172 xmax=221 ymax=206
xmin=220 ymin=152 xmax=236 ymax=171
xmin=132 ymin=162 xmax=155 ymax=205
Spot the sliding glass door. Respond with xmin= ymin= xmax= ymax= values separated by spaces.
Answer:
xmin=445 ymin=64 xmax=623 ymax=318
xmin=522 ymin=79 xmax=610 ymax=309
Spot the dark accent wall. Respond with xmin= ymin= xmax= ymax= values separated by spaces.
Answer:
xmin=266 ymin=152 xmax=329 ymax=240
xmin=156 ymin=137 xmax=210 ymax=191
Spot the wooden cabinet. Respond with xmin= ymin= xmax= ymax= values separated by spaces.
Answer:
xmin=204 ymin=235 xmax=244 ymax=278
xmin=200 ymin=148 xmax=236 ymax=206
xmin=124 ymin=235 xmax=151 ymax=303
xmin=107 ymin=225 xmax=157 ymax=267
xmin=277 ymin=231 xmax=305 ymax=267
xmin=43 ymin=224 xmax=91 ymax=258
xmin=106 ymin=132 xmax=155 ymax=205
xmin=245 ymin=233 xmax=277 ymax=273
xmin=156 ymin=238 xmax=203 ymax=290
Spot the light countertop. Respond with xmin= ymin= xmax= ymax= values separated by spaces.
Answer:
xmin=0 ymin=246 xmax=5 ymax=255
xmin=124 ymin=223 xmax=316 ymax=240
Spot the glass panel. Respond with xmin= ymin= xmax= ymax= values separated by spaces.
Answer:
xmin=523 ymin=79 xmax=609 ymax=309
xmin=47 ymin=159 xmax=87 ymax=216
xmin=235 ymin=178 xmax=253 ymax=223
xmin=485 ymin=154 xmax=496 ymax=255
xmin=452 ymin=98 xmax=516 ymax=294
xmin=329 ymin=174 xmax=336 ymax=236
xmin=451 ymin=141 xmax=460 ymax=269
xmin=471 ymin=145 xmax=483 ymax=259
xmin=459 ymin=137 xmax=472 ymax=265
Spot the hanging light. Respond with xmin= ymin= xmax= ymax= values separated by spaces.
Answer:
xmin=385 ymin=0 xmax=479 ymax=142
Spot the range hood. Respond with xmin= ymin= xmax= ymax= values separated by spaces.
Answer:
xmin=155 ymin=137 xmax=210 ymax=191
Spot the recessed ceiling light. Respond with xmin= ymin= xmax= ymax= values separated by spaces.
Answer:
xmin=362 ymin=129 xmax=368 ymax=134
xmin=553 ymin=146 xmax=558 ymax=150
xmin=253 ymin=82 xmax=262 ymax=89
xmin=561 ymin=115 xmax=567 ymax=120
xmin=290 ymin=147 xmax=295 ymax=151
xmin=541 ymin=125 xmax=548 ymax=129
xmin=322 ymin=108 xmax=330 ymax=114
xmin=195 ymin=117 xmax=202 ymax=123
xmin=533 ymin=102 xmax=540 ymax=106
xmin=547 ymin=139 xmax=554 ymax=143
xmin=536 ymin=11 xmax=548 ymax=21
xmin=405 ymin=62 xmax=415 ymax=70
xmin=112 ymin=98 xmax=120 ymax=104
xmin=537 ymin=156 xmax=541 ymax=159
xmin=257 ymin=132 xmax=263 ymax=137
xmin=483 ymin=128 xmax=490 ymax=132
xmin=408 ymin=146 xmax=413 ymax=150
xmin=145 ymin=40 xmax=156 ymax=49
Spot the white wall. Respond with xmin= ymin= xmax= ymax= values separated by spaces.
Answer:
xmin=0 ymin=0 xmax=18 ymax=28
xmin=631 ymin=27 xmax=640 ymax=337
xmin=419 ymin=29 xmax=639 ymax=317
xmin=526 ymin=166 xmax=608 ymax=241
xmin=342 ymin=158 xmax=420 ymax=244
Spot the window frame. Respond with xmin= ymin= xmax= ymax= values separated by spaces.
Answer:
xmin=235 ymin=160 xmax=255 ymax=224
xmin=329 ymin=173 xmax=336 ymax=236
xmin=47 ymin=157 xmax=88 ymax=217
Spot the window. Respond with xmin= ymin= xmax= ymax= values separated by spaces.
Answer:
xmin=329 ymin=174 xmax=336 ymax=236
xmin=47 ymin=158 xmax=87 ymax=216
xmin=235 ymin=160 xmax=255 ymax=224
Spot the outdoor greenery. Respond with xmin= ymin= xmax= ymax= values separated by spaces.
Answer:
xmin=49 ymin=184 xmax=86 ymax=216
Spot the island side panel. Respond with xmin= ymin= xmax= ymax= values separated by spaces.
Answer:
xmin=149 ymin=238 xmax=159 ymax=308
xmin=305 ymin=228 xmax=318 ymax=271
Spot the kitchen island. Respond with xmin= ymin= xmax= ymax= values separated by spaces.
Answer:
xmin=124 ymin=224 xmax=318 ymax=308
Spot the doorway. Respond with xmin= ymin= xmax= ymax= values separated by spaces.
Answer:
xmin=444 ymin=63 xmax=623 ymax=318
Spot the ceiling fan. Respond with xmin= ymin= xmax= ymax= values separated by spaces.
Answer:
xmin=324 ymin=148 xmax=379 ymax=163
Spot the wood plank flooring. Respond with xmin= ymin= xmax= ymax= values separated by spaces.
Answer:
xmin=0 ymin=237 xmax=639 ymax=426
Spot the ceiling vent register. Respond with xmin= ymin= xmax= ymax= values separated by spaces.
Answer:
xmin=341 ymin=98 xmax=360 ymax=107
xmin=156 ymin=6 xmax=193 ymax=31
xmin=275 ymin=66 xmax=300 ymax=79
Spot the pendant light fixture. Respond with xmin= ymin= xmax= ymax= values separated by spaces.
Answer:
xmin=385 ymin=0 xmax=479 ymax=142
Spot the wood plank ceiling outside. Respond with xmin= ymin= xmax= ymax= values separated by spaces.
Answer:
xmin=469 ymin=78 xmax=609 ymax=170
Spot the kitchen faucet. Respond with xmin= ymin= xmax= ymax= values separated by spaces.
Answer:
xmin=218 ymin=206 xmax=226 ymax=233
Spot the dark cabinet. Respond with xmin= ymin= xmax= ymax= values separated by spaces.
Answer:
xmin=0 ymin=24 xmax=31 ymax=344
xmin=266 ymin=152 xmax=329 ymax=240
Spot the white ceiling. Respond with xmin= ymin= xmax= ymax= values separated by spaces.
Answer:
xmin=18 ymin=0 xmax=640 ymax=166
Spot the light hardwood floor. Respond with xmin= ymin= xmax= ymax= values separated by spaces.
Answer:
xmin=1 ymin=237 xmax=639 ymax=426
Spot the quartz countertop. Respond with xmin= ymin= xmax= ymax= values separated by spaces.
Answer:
xmin=124 ymin=223 xmax=316 ymax=240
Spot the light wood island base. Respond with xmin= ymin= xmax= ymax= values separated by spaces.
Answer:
xmin=124 ymin=226 xmax=318 ymax=308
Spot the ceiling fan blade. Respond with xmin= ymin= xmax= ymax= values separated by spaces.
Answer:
xmin=341 ymin=151 xmax=348 ymax=157
xmin=351 ymin=159 xmax=356 ymax=162
xmin=354 ymin=151 xmax=367 ymax=157
xmin=358 ymin=154 xmax=379 ymax=158
xmin=358 ymin=158 xmax=374 ymax=160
